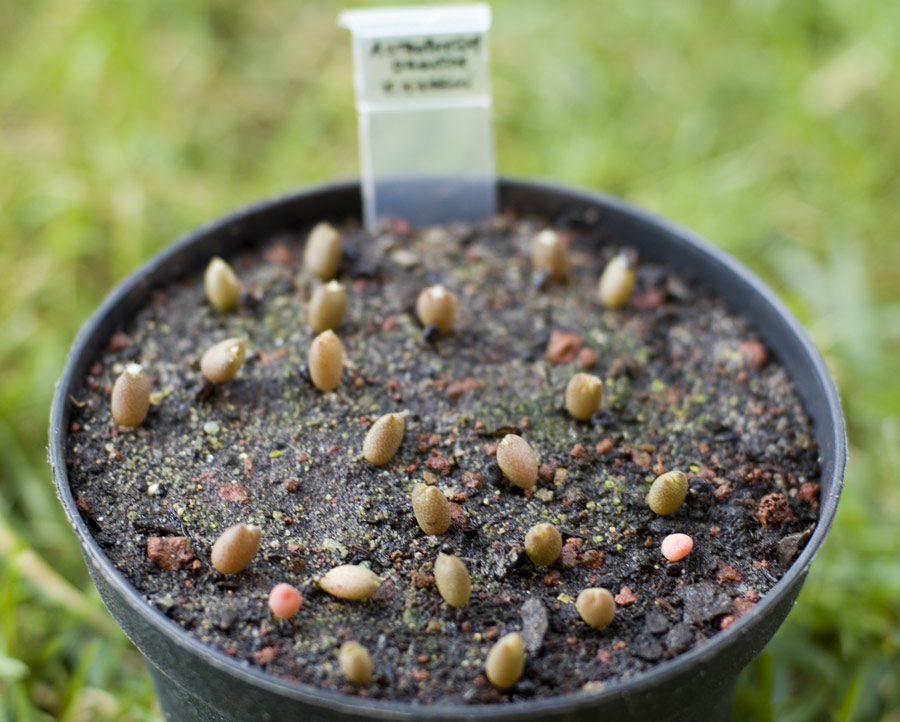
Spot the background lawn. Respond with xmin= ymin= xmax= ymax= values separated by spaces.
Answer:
xmin=1 ymin=1 xmax=898 ymax=720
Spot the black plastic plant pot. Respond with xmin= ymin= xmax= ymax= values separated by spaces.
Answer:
xmin=50 ymin=179 xmax=846 ymax=722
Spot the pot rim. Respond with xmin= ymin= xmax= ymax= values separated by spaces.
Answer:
xmin=49 ymin=177 xmax=846 ymax=719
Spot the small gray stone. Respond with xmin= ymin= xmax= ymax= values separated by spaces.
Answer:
xmin=154 ymin=593 xmax=175 ymax=613
xmin=217 ymin=608 xmax=238 ymax=632
xmin=562 ymin=484 xmax=586 ymax=506
xmin=777 ymin=529 xmax=812 ymax=567
xmin=680 ymin=582 xmax=732 ymax=624
xmin=632 ymin=637 xmax=665 ymax=661
xmin=521 ymin=597 xmax=549 ymax=654
xmin=645 ymin=610 xmax=669 ymax=635
xmin=665 ymin=623 xmax=694 ymax=654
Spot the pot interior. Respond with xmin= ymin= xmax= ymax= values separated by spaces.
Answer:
xmin=50 ymin=178 xmax=846 ymax=722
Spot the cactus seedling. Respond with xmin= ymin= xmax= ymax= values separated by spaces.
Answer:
xmin=411 ymin=483 xmax=451 ymax=535
xmin=303 ymin=222 xmax=342 ymax=280
xmin=597 ymin=251 xmax=636 ymax=309
xmin=496 ymin=434 xmax=538 ymax=490
xmin=363 ymin=411 xmax=407 ymax=466
xmin=201 ymin=338 xmax=246 ymax=384
xmin=204 ymin=257 xmax=241 ymax=312
xmin=531 ymin=229 xmax=568 ymax=281
xmin=210 ymin=523 xmax=261 ymax=574
xmin=565 ymin=372 xmax=603 ymax=421
xmin=318 ymin=564 xmax=381 ymax=600
xmin=433 ymin=553 xmax=471 ymax=608
xmin=338 ymin=641 xmax=374 ymax=684
xmin=308 ymin=280 xmax=347 ymax=332
xmin=308 ymin=330 xmax=344 ymax=392
xmin=485 ymin=632 xmax=526 ymax=690
xmin=110 ymin=363 xmax=151 ymax=427
xmin=268 ymin=583 xmax=303 ymax=619
xmin=416 ymin=285 xmax=457 ymax=335
xmin=648 ymin=470 xmax=689 ymax=515
xmin=661 ymin=533 xmax=694 ymax=562
xmin=576 ymin=587 xmax=616 ymax=629
xmin=524 ymin=522 xmax=562 ymax=566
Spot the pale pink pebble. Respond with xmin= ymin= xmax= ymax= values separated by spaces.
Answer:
xmin=268 ymin=583 xmax=303 ymax=619
xmin=661 ymin=533 xmax=694 ymax=562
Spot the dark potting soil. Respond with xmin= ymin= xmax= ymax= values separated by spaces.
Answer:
xmin=65 ymin=214 xmax=821 ymax=704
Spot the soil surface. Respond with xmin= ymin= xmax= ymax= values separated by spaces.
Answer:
xmin=66 ymin=214 xmax=820 ymax=704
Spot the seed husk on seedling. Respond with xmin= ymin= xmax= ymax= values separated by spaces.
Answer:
xmin=363 ymin=411 xmax=407 ymax=466
xmin=268 ymin=583 xmax=303 ymax=619
xmin=524 ymin=522 xmax=562 ymax=566
xmin=416 ymin=285 xmax=457 ymax=335
xmin=433 ymin=553 xmax=471 ymax=607
xmin=211 ymin=523 xmax=261 ymax=574
xmin=661 ymin=533 xmax=694 ymax=562
xmin=204 ymin=257 xmax=241 ymax=312
xmin=110 ymin=363 xmax=151 ymax=427
xmin=648 ymin=470 xmax=689 ymax=515
xmin=338 ymin=641 xmax=374 ymax=684
xmin=576 ymin=587 xmax=616 ymax=629
xmin=303 ymin=221 xmax=342 ymax=280
xmin=485 ymin=632 xmax=526 ymax=690
xmin=308 ymin=329 xmax=344 ymax=391
xmin=411 ymin=483 xmax=451 ymax=535
xmin=597 ymin=251 xmax=636 ymax=309
xmin=565 ymin=372 xmax=603 ymax=421
xmin=496 ymin=434 xmax=538 ymax=490
xmin=201 ymin=338 xmax=246 ymax=384
xmin=531 ymin=229 xmax=568 ymax=281
xmin=318 ymin=564 xmax=381 ymax=600
xmin=308 ymin=280 xmax=347 ymax=332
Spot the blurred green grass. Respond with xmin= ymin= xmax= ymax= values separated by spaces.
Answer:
xmin=1 ymin=1 xmax=898 ymax=720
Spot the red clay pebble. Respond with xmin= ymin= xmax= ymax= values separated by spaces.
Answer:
xmin=739 ymin=340 xmax=768 ymax=369
xmin=661 ymin=533 xmax=694 ymax=562
xmin=755 ymin=492 xmax=795 ymax=527
xmin=614 ymin=586 xmax=637 ymax=605
xmin=268 ymin=583 xmax=303 ymax=619
xmin=545 ymin=330 xmax=581 ymax=364
xmin=146 ymin=536 xmax=195 ymax=571
xmin=578 ymin=347 xmax=597 ymax=369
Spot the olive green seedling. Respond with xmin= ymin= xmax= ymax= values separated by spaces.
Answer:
xmin=201 ymin=338 xmax=246 ymax=384
xmin=416 ymin=284 xmax=457 ymax=335
xmin=648 ymin=470 xmax=689 ymax=515
xmin=111 ymin=363 xmax=151 ymax=427
xmin=576 ymin=587 xmax=616 ymax=629
xmin=319 ymin=564 xmax=381 ymax=600
xmin=308 ymin=280 xmax=347 ymax=332
xmin=565 ymin=372 xmax=603 ymax=421
xmin=211 ymin=523 xmax=261 ymax=574
xmin=308 ymin=330 xmax=344 ymax=391
xmin=434 ymin=553 xmax=471 ymax=607
xmin=339 ymin=641 xmax=374 ymax=684
xmin=485 ymin=632 xmax=526 ymax=690
xmin=204 ymin=257 xmax=241 ymax=311
xmin=411 ymin=483 xmax=451 ymax=535
xmin=525 ymin=522 xmax=562 ymax=566
xmin=363 ymin=411 xmax=407 ymax=466
xmin=303 ymin=222 xmax=342 ymax=280
xmin=597 ymin=251 xmax=635 ymax=308
xmin=531 ymin=228 xmax=568 ymax=281
xmin=496 ymin=434 xmax=538 ymax=489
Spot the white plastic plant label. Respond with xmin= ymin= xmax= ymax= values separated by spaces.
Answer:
xmin=339 ymin=4 xmax=496 ymax=231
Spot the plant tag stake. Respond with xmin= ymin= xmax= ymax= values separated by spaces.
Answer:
xmin=339 ymin=4 xmax=495 ymax=231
